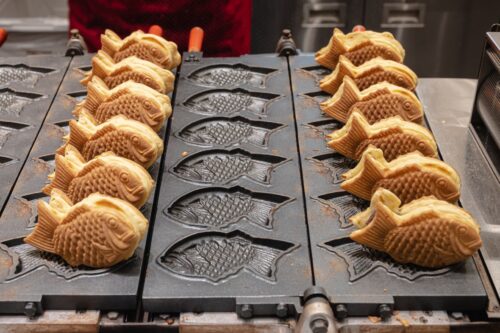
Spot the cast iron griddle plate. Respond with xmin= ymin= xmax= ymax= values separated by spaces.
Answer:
xmin=289 ymin=55 xmax=487 ymax=315
xmin=0 ymin=55 xmax=70 ymax=215
xmin=0 ymin=55 xmax=169 ymax=314
xmin=142 ymin=55 xmax=313 ymax=315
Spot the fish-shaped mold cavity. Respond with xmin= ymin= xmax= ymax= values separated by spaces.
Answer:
xmin=44 ymin=145 xmax=153 ymax=208
xmin=313 ymin=191 xmax=368 ymax=229
xmin=349 ymin=188 xmax=482 ymax=268
xmin=81 ymin=51 xmax=175 ymax=94
xmin=66 ymin=91 xmax=87 ymax=102
xmin=187 ymin=64 xmax=276 ymax=88
xmin=57 ymin=113 xmax=163 ymax=169
xmin=0 ymin=121 xmax=31 ymax=149
xmin=0 ymin=240 xmax=131 ymax=282
xmin=320 ymin=56 xmax=417 ymax=95
xmin=165 ymin=186 xmax=293 ymax=229
xmin=101 ymin=29 xmax=181 ymax=69
xmin=176 ymin=116 xmax=285 ymax=148
xmin=170 ymin=148 xmax=288 ymax=185
xmin=300 ymin=65 xmax=332 ymax=78
xmin=315 ymin=28 xmax=405 ymax=69
xmin=24 ymin=189 xmax=148 ymax=268
xmin=157 ymin=230 xmax=297 ymax=282
xmin=319 ymin=238 xmax=455 ymax=282
xmin=341 ymin=146 xmax=461 ymax=203
xmin=74 ymin=77 xmax=171 ymax=132
xmin=0 ymin=64 xmax=55 ymax=86
xmin=320 ymin=76 xmax=423 ymax=124
xmin=0 ymin=89 xmax=44 ymax=116
xmin=327 ymin=111 xmax=437 ymax=161
xmin=183 ymin=89 xmax=280 ymax=116
xmin=303 ymin=119 xmax=343 ymax=138
xmin=308 ymin=152 xmax=356 ymax=184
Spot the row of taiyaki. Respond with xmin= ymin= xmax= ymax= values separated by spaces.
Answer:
xmin=315 ymin=29 xmax=482 ymax=268
xmin=25 ymin=29 xmax=181 ymax=268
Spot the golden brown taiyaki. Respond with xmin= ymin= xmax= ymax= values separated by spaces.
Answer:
xmin=74 ymin=77 xmax=171 ymax=132
xmin=57 ymin=113 xmax=163 ymax=169
xmin=316 ymin=28 xmax=405 ymax=69
xmin=43 ymin=145 xmax=153 ymax=208
xmin=320 ymin=76 xmax=423 ymax=124
xmin=350 ymin=188 xmax=481 ymax=268
xmin=101 ymin=29 xmax=181 ymax=69
xmin=81 ymin=51 xmax=175 ymax=93
xmin=25 ymin=189 xmax=148 ymax=268
xmin=327 ymin=111 xmax=437 ymax=161
xmin=320 ymin=56 xmax=417 ymax=95
xmin=341 ymin=146 xmax=460 ymax=204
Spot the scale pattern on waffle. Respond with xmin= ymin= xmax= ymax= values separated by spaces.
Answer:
xmin=104 ymin=72 xmax=162 ymax=91
xmin=354 ymin=132 xmax=433 ymax=161
xmin=355 ymin=70 xmax=412 ymax=91
xmin=348 ymin=94 xmax=420 ymax=124
xmin=113 ymin=43 xmax=163 ymax=67
xmin=344 ymin=45 xmax=401 ymax=66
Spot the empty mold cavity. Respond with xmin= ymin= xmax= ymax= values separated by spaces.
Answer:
xmin=0 ymin=88 xmax=44 ymax=116
xmin=308 ymin=152 xmax=356 ymax=184
xmin=187 ymin=64 xmax=276 ymax=88
xmin=0 ymin=64 xmax=55 ymax=86
xmin=313 ymin=191 xmax=368 ymax=229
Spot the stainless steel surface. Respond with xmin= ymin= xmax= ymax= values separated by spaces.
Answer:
xmin=365 ymin=0 xmax=500 ymax=77
xmin=417 ymin=78 xmax=500 ymax=300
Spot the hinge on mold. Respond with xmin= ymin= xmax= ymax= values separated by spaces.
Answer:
xmin=276 ymin=29 xmax=298 ymax=57
xmin=295 ymin=287 xmax=338 ymax=333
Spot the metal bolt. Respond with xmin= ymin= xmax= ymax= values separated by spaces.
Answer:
xmin=335 ymin=304 xmax=348 ymax=320
xmin=276 ymin=303 xmax=288 ymax=318
xmin=310 ymin=317 xmax=328 ymax=333
xmin=451 ymin=312 xmax=464 ymax=320
xmin=239 ymin=304 xmax=253 ymax=319
xmin=24 ymin=302 xmax=37 ymax=319
xmin=106 ymin=311 xmax=119 ymax=320
xmin=282 ymin=29 xmax=292 ymax=38
xmin=378 ymin=304 xmax=392 ymax=321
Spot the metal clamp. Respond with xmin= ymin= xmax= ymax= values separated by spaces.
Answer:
xmin=295 ymin=287 xmax=337 ymax=333
xmin=276 ymin=29 xmax=298 ymax=57
xmin=65 ymin=29 xmax=86 ymax=57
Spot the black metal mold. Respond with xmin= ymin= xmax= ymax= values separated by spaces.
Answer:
xmin=182 ymin=88 xmax=282 ymax=116
xmin=0 ymin=89 xmax=45 ymax=117
xmin=169 ymin=148 xmax=289 ymax=185
xmin=164 ymin=186 xmax=294 ymax=230
xmin=156 ymin=230 xmax=298 ymax=283
xmin=0 ymin=64 xmax=56 ymax=87
xmin=289 ymin=55 xmax=487 ymax=315
xmin=186 ymin=63 xmax=277 ymax=88
xmin=175 ymin=116 xmax=286 ymax=148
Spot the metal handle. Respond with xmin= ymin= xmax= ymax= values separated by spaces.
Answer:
xmin=188 ymin=26 xmax=204 ymax=52
xmin=381 ymin=3 xmax=426 ymax=28
xmin=302 ymin=3 xmax=346 ymax=28
xmin=0 ymin=28 xmax=7 ymax=47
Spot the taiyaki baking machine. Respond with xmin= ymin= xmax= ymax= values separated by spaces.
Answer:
xmin=0 ymin=27 xmax=500 ymax=333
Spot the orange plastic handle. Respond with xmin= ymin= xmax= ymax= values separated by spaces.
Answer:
xmin=352 ymin=25 xmax=366 ymax=32
xmin=188 ymin=27 xmax=204 ymax=52
xmin=0 ymin=28 xmax=7 ymax=47
xmin=148 ymin=25 xmax=163 ymax=36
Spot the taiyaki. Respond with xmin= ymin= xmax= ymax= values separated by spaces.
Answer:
xmin=101 ymin=29 xmax=181 ymax=69
xmin=350 ymin=188 xmax=482 ymax=268
xmin=24 ymin=189 xmax=148 ymax=268
xmin=320 ymin=56 xmax=417 ymax=94
xmin=43 ymin=145 xmax=153 ymax=208
xmin=320 ymin=76 xmax=423 ymax=124
xmin=74 ymin=77 xmax=171 ymax=132
xmin=341 ymin=146 xmax=460 ymax=203
xmin=57 ymin=113 xmax=163 ymax=169
xmin=327 ymin=111 xmax=437 ymax=161
xmin=158 ymin=232 xmax=295 ymax=281
xmin=81 ymin=51 xmax=175 ymax=93
xmin=315 ymin=28 xmax=405 ymax=69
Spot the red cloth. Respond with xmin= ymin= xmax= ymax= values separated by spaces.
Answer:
xmin=69 ymin=0 xmax=252 ymax=57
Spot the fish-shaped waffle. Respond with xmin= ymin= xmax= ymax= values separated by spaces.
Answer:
xmin=327 ymin=111 xmax=437 ymax=161
xmin=171 ymin=149 xmax=287 ymax=185
xmin=320 ymin=76 xmax=423 ymax=124
xmin=176 ymin=117 xmax=282 ymax=147
xmin=57 ymin=113 xmax=163 ymax=169
xmin=341 ymin=146 xmax=460 ymax=203
xmin=44 ymin=145 xmax=153 ymax=208
xmin=101 ymin=29 xmax=181 ymax=69
xmin=158 ymin=232 xmax=296 ymax=281
xmin=315 ymin=28 xmax=405 ymax=69
xmin=24 ymin=189 xmax=148 ymax=268
xmin=74 ymin=77 xmax=171 ymax=132
xmin=81 ymin=51 xmax=175 ymax=93
xmin=320 ymin=56 xmax=417 ymax=94
xmin=349 ymin=188 xmax=482 ymax=268
xmin=166 ymin=187 xmax=292 ymax=229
